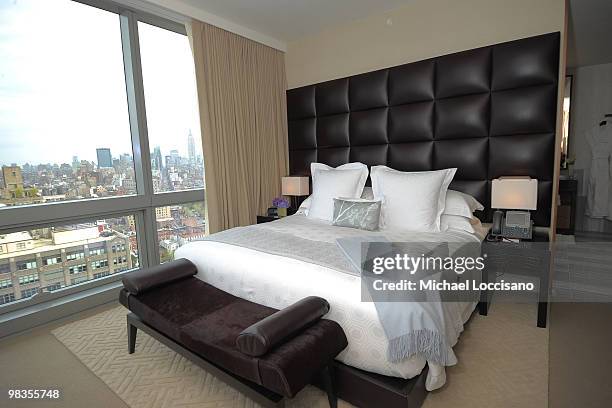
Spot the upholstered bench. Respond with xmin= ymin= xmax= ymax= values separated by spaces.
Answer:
xmin=119 ymin=259 xmax=348 ymax=408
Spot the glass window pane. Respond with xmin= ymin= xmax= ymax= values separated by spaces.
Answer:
xmin=0 ymin=0 xmax=136 ymax=208
xmin=156 ymin=203 xmax=206 ymax=263
xmin=138 ymin=22 xmax=204 ymax=193
xmin=0 ymin=215 xmax=139 ymax=307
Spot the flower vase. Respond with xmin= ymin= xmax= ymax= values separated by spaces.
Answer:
xmin=277 ymin=207 xmax=287 ymax=217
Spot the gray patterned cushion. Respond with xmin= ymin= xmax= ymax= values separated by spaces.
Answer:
xmin=332 ymin=198 xmax=381 ymax=231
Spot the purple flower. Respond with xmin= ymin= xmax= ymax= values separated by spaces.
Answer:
xmin=272 ymin=197 xmax=290 ymax=208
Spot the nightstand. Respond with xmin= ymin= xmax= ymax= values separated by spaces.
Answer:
xmin=257 ymin=215 xmax=280 ymax=224
xmin=481 ymin=230 xmax=550 ymax=328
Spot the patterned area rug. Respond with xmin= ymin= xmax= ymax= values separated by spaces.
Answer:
xmin=52 ymin=303 xmax=547 ymax=408
xmin=52 ymin=305 xmax=348 ymax=408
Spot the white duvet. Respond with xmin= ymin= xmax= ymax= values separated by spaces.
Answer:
xmin=175 ymin=215 xmax=486 ymax=390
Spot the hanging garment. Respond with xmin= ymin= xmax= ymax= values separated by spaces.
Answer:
xmin=585 ymin=125 xmax=612 ymax=218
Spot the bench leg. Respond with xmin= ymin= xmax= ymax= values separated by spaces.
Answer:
xmin=128 ymin=319 xmax=137 ymax=354
xmin=321 ymin=365 xmax=337 ymax=408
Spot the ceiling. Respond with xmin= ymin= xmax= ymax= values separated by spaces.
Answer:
xmin=174 ymin=0 xmax=612 ymax=67
xmin=567 ymin=0 xmax=612 ymax=68
xmin=178 ymin=0 xmax=412 ymax=42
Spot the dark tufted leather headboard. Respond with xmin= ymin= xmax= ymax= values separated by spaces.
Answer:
xmin=286 ymin=33 xmax=560 ymax=226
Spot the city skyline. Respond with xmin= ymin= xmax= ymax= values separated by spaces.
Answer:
xmin=0 ymin=0 xmax=202 ymax=165
xmin=0 ymin=138 xmax=201 ymax=168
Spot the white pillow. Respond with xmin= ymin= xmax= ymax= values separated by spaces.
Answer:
xmin=307 ymin=162 xmax=368 ymax=221
xmin=441 ymin=214 xmax=477 ymax=234
xmin=311 ymin=162 xmax=368 ymax=187
xmin=444 ymin=190 xmax=484 ymax=218
xmin=296 ymin=196 xmax=311 ymax=215
xmin=371 ymin=166 xmax=456 ymax=232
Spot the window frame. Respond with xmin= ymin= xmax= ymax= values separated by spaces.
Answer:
xmin=0 ymin=0 xmax=204 ymax=316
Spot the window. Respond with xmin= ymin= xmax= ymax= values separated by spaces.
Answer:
xmin=43 ymin=256 xmax=62 ymax=266
xmin=139 ymin=22 xmax=204 ymax=193
xmin=71 ymin=276 xmax=89 ymax=285
xmin=0 ymin=278 xmax=12 ymax=289
xmin=46 ymin=283 xmax=63 ymax=292
xmin=157 ymin=203 xmax=206 ymax=263
xmin=114 ymin=256 xmax=127 ymax=265
xmin=91 ymin=260 xmax=109 ymax=270
xmin=93 ymin=271 xmax=111 ymax=279
xmin=66 ymin=251 xmax=85 ymax=261
xmin=0 ymin=216 xmax=139 ymax=306
xmin=89 ymin=246 xmax=107 ymax=256
xmin=18 ymin=274 xmax=39 ymax=285
xmin=0 ymin=1 xmax=205 ymax=313
xmin=17 ymin=260 xmax=37 ymax=271
xmin=21 ymin=288 xmax=38 ymax=298
xmin=0 ymin=294 xmax=15 ymax=305
xmin=0 ymin=0 xmax=136 ymax=208
xmin=69 ymin=264 xmax=88 ymax=274
xmin=112 ymin=243 xmax=126 ymax=253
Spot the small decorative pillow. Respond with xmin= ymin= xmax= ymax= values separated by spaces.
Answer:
xmin=332 ymin=198 xmax=381 ymax=231
xmin=297 ymin=186 xmax=374 ymax=216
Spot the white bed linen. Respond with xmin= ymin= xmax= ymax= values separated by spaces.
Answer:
xmin=175 ymin=215 xmax=486 ymax=388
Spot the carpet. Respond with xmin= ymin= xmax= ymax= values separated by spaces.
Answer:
xmin=52 ymin=303 xmax=547 ymax=408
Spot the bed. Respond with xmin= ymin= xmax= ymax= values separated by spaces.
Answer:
xmin=176 ymin=214 xmax=489 ymax=390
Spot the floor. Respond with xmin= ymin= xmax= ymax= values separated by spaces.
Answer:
xmin=0 ymin=300 xmax=548 ymax=408
xmin=0 ymin=303 xmax=130 ymax=408
xmin=549 ymin=231 xmax=612 ymax=408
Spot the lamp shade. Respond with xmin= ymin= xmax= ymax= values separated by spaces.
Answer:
xmin=491 ymin=177 xmax=538 ymax=210
xmin=281 ymin=176 xmax=309 ymax=196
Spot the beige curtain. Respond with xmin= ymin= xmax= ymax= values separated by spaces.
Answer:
xmin=188 ymin=21 xmax=288 ymax=233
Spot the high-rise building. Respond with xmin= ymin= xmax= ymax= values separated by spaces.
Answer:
xmin=152 ymin=146 xmax=163 ymax=171
xmin=187 ymin=130 xmax=196 ymax=164
xmin=1 ymin=166 xmax=24 ymax=199
xmin=155 ymin=206 xmax=172 ymax=221
xmin=2 ymin=166 xmax=23 ymax=190
xmin=96 ymin=148 xmax=113 ymax=168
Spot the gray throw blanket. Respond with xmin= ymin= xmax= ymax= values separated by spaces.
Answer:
xmin=202 ymin=224 xmax=457 ymax=365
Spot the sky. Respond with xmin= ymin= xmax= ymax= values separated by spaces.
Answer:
xmin=0 ymin=0 xmax=202 ymax=166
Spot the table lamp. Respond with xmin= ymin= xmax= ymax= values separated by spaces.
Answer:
xmin=282 ymin=176 xmax=310 ymax=211
xmin=491 ymin=176 xmax=538 ymax=239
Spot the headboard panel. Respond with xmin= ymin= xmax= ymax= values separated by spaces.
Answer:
xmin=287 ymin=33 xmax=560 ymax=226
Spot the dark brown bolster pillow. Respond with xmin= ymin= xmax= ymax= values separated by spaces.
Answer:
xmin=122 ymin=258 xmax=197 ymax=295
xmin=236 ymin=296 xmax=330 ymax=357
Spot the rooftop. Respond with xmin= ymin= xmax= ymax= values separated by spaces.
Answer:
xmin=0 ymin=233 xmax=126 ymax=261
xmin=0 ymin=231 xmax=33 ymax=244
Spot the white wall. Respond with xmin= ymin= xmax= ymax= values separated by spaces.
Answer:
xmin=567 ymin=63 xmax=612 ymax=232
xmin=285 ymin=0 xmax=566 ymax=88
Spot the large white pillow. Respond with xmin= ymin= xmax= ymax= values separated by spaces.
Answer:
xmin=444 ymin=190 xmax=484 ymax=218
xmin=307 ymin=162 xmax=368 ymax=221
xmin=371 ymin=166 xmax=456 ymax=232
xmin=441 ymin=214 xmax=478 ymax=234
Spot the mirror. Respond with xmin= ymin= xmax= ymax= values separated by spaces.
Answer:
xmin=561 ymin=75 xmax=573 ymax=169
